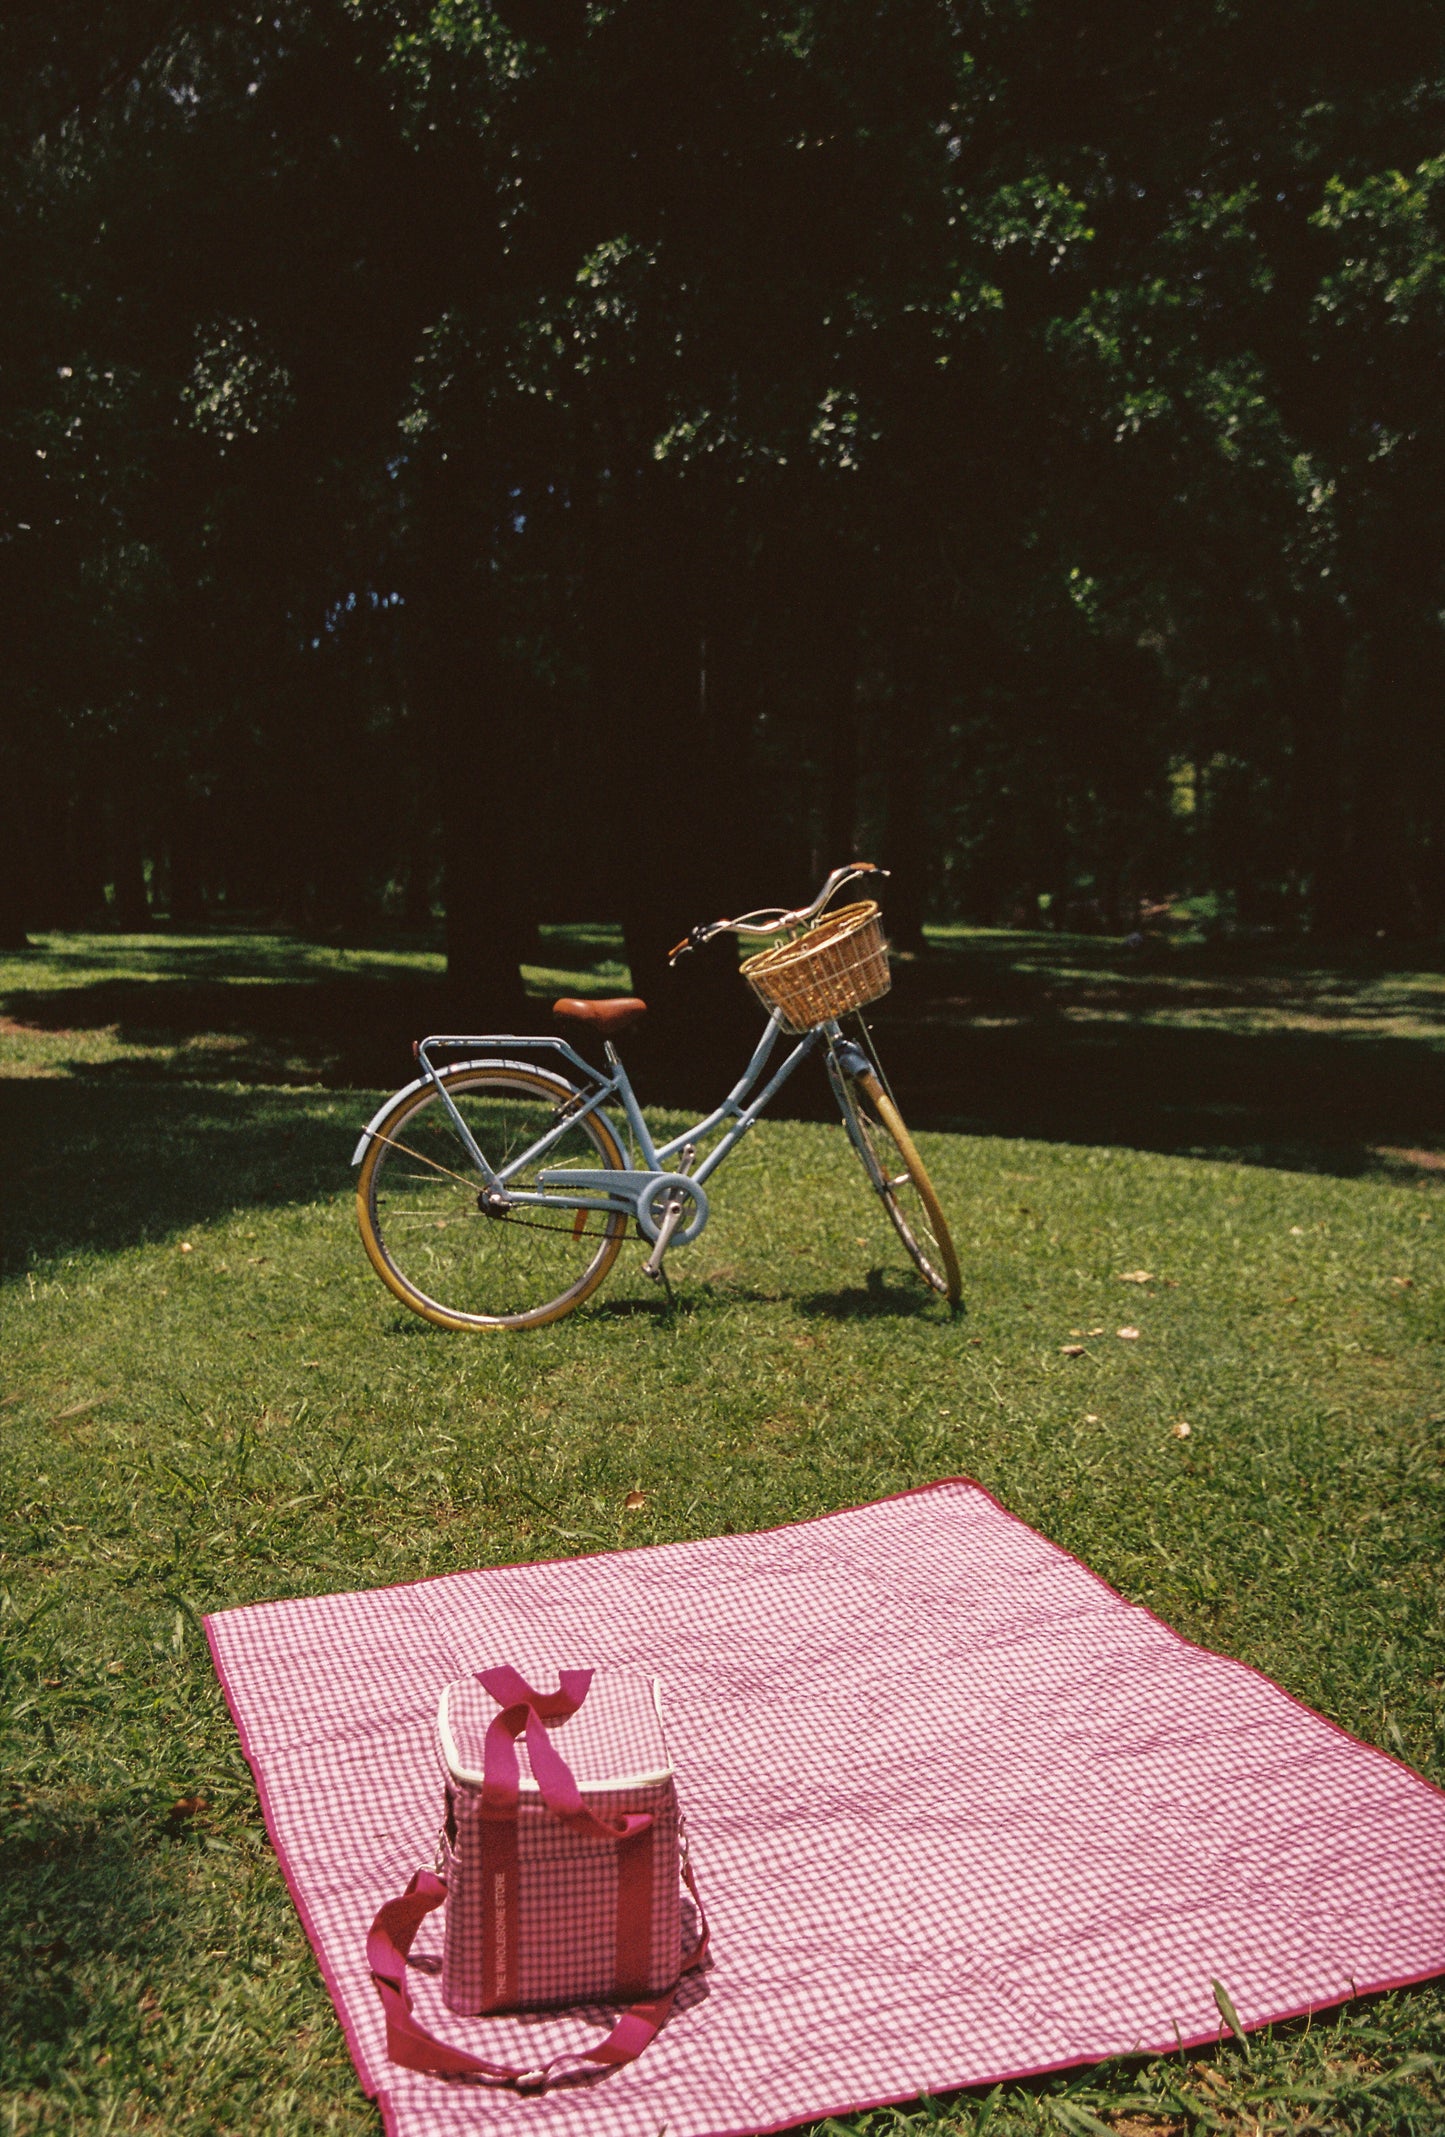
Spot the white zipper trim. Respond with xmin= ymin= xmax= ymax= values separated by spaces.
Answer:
xmin=438 ymin=1681 xmax=673 ymax=1793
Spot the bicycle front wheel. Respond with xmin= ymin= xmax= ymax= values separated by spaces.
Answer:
xmin=356 ymin=1065 xmax=628 ymax=1330
xmin=830 ymin=1061 xmax=961 ymax=1305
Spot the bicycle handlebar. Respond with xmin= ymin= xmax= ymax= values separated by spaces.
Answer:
xmin=667 ymin=862 xmax=887 ymax=966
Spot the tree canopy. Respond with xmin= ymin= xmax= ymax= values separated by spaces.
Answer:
xmin=4 ymin=0 xmax=1443 ymax=993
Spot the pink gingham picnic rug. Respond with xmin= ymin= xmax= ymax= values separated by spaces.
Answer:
xmin=205 ymin=1479 xmax=1445 ymax=2137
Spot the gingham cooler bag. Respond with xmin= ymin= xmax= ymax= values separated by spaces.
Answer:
xmin=367 ymin=1667 xmax=707 ymax=2088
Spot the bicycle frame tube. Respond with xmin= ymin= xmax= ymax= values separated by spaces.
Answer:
xmin=595 ymin=1012 xmax=820 ymax=1180
xmin=412 ymin=1034 xmax=609 ymax=1189
xmin=406 ymin=1015 xmax=824 ymax=1220
xmin=669 ymin=1019 xmax=823 ymax=1184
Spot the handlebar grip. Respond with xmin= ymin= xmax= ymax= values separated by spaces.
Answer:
xmin=668 ymin=922 xmax=722 ymax=967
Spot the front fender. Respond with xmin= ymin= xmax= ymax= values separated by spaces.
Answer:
xmin=350 ymin=1058 xmax=580 ymax=1164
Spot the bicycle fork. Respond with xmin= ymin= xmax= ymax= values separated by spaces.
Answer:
xmin=642 ymin=1144 xmax=697 ymax=1281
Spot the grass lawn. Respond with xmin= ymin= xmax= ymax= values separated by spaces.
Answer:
xmin=1 ymin=927 xmax=1443 ymax=2134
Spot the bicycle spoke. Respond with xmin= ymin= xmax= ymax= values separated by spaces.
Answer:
xmin=366 ymin=1125 xmax=484 ymax=1193
xmin=359 ymin=1069 xmax=628 ymax=1328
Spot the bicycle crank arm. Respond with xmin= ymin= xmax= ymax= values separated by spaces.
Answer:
xmin=642 ymin=1193 xmax=688 ymax=1280
xmin=640 ymin=1143 xmax=699 ymax=1280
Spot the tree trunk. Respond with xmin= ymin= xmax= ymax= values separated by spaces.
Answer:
xmin=168 ymin=805 xmax=207 ymax=927
xmin=110 ymin=791 xmax=152 ymax=931
xmin=822 ymin=674 xmax=859 ymax=877
xmin=0 ymin=765 xmax=31 ymax=947
xmin=584 ymin=463 xmax=755 ymax=1087
xmin=880 ymin=682 xmax=928 ymax=954
xmin=69 ymin=780 xmax=110 ymax=926
xmin=438 ymin=651 xmax=532 ymax=1027
xmin=405 ymin=458 xmax=534 ymax=1028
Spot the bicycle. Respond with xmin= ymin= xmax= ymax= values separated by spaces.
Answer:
xmin=352 ymin=863 xmax=960 ymax=1330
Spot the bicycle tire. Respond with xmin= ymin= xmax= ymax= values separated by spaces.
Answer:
xmin=830 ymin=1062 xmax=961 ymax=1305
xmin=356 ymin=1064 xmax=628 ymax=1331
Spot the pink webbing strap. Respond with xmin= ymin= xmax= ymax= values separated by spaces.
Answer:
xmin=476 ymin=1667 xmax=654 ymax=1847
xmin=366 ymin=1862 xmax=709 ymax=2090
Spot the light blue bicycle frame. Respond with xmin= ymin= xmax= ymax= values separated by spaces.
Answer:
xmin=371 ymin=1011 xmax=864 ymax=1249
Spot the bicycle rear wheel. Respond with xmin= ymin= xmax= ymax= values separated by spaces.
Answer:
xmin=356 ymin=1065 xmax=628 ymax=1330
xmin=830 ymin=1060 xmax=961 ymax=1305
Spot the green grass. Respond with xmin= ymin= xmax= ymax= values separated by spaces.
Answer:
xmin=922 ymin=925 xmax=1445 ymax=1046
xmin=6 ymin=919 xmax=1441 ymax=1178
xmin=1 ymin=933 xmax=1443 ymax=2134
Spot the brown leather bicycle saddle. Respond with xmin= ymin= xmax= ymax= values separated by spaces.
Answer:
xmin=552 ymin=997 xmax=648 ymax=1032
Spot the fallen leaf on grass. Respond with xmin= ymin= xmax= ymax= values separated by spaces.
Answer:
xmin=168 ymin=1795 xmax=208 ymax=1823
xmin=1392 ymin=1276 xmax=1415 ymax=1289
xmin=178 ymin=1241 xmax=193 ymax=1254
xmin=1083 ymin=1413 xmax=1100 ymax=1423
xmin=1 ymin=1393 xmax=23 ymax=1408
xmin=1061 ymin=1344 xmax=1087 ymax=1358
xmin=1172 ymin=1420 xmax=1192 ymax=1439
xmin=1116 ymin=1326 xmax=1140 ymax=1340
xmin=1088 ymin=1326 xmax=1104 ymax=1336
xmin=623 ymin=1490 xmax=649 ymax=1511
xmin=1118 ymin=1270 xmax=1153 ymax=1284
xmin=106 ymin=1661 xmax=125 ymax=1675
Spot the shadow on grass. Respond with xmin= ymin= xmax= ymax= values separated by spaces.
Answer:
xmin=4 ymin=930 xmax=1444 ymax=1284
xmin=798 ymin=1270 xmax=948 ymax=1319
xmin=1 ymin=1079 xmax=357 ymax=1274
xmin=589 ymin=1294 xmax=691 ymax=1320
xmin=0 ymin=1808 xmax=172 ymax=2080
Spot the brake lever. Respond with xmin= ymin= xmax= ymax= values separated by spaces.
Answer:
xmin=667 ymin=923 xmax=713 ymax=967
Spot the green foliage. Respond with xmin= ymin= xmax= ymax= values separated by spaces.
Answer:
xmin=1 ymin=3 xmax=1443 ymax=948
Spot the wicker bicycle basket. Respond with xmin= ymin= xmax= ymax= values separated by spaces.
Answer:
xmin=740 ymin=900 xmax=891 ymax=1033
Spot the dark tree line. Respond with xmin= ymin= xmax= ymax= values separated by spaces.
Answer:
xmin=3 ymin=0 xmax=1443 ymax=1015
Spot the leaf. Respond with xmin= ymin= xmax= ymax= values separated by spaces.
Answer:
xmin=1116 ymin=1326 xmax=1141 ymax=1340
xmin=1118 ymin=1270 xmax=1153 ymax=1283
xmin=1172 ymin=1420 xmax=1192 ymax=1438
xmin=168 ymin=1794 xmax=207 ymax=1823
xmin=1211 ymin=1975 xmax=1250 ymax=2054
xmin=623 ymin=1489 xmax=649 ymax=1511
xmin=1061 ymin=1344 xmax=1087 ymax=1357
